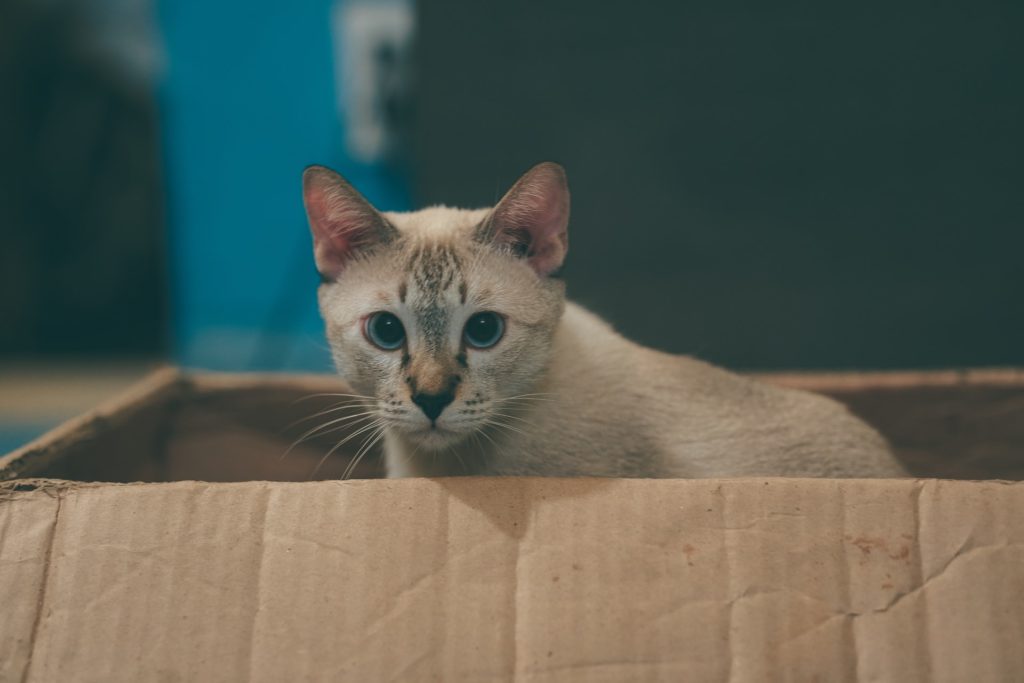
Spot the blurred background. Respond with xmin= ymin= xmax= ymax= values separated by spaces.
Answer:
xmin=1 ymin=0 xmax=1022 ymax=450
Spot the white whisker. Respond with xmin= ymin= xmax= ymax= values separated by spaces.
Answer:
xmin=485 ymin=417 xmax=530 ymax=439
xmin=282 ymin=411 xmax=380 ymax=459
xmin=286 ymin=401 xmax=378 ymax=429
xmin=487 ymin=410 xmax=536 ymax=428
xmin=308 ymin=418 xmax=386 ymax=476
xmin=491 ymin=393 xmax=556 ymax=404
xmin=341 ymin=424 xmax=388 ymax=480
xmin=475 ymin=424 xmax=502 ymax=450
xmin=289 ymin=413 xmax=381 ymax=449
xmin=292 ymin=392 xmax=379 ymax=405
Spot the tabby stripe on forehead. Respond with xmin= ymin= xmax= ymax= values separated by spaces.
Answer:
xmin=418 ymin=304 xmax=448 ymax=352
xmin=412 ymin=244 xmax=462 ymax=299
xmin=440 ymin=248 xmax=461 ymax=291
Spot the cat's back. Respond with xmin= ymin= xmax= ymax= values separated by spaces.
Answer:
xmin=652 ymin=354 xmax=903 ymax=477
xmin=551 ymin=303 xmax=905 ymax=478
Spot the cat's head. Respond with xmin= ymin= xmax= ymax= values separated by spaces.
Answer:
xmin=303 ymin=162 xmax=569 ymax=450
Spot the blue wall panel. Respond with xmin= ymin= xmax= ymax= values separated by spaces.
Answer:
xmin=158 ymin=0 xmax=408 ymax=371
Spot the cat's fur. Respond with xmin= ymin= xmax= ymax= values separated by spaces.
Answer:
xmin=303 ymin=162 xmax=906 ymax=478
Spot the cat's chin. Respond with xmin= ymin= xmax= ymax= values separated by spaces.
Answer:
xmin=398 ymin=425 xmax=470 ymax=451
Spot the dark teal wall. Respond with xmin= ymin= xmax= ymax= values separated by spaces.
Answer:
xmin=413 ymin=2 xmax=1024 ymax=370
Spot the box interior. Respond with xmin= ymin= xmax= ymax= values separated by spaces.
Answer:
xmin=2 ymin=368 xmax=1022 ymax=482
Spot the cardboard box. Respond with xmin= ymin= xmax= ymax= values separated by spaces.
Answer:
xmin=1 ymin=368 xmax=1022 ymax=681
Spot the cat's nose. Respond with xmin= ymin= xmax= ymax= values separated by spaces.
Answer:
xmin=412 ymin=391 xmax=455 ymax=422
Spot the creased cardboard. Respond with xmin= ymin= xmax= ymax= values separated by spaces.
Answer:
xmin=1 ymin=369 xmax=1022 ymax=681
xmin=1 ymin=477 xmax=1022 ymax=682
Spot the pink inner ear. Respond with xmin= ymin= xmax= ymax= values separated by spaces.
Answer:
xmin=491 ymin=163 xmax=570 ymax=276
xmin=303 ymin=168 xmax=384 ymax=280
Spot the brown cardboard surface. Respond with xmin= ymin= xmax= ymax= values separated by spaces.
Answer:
xmin=1 ymin=477 xmax=1022 ymax=681
xmin=1 ymin=369 xmax=1023 ymax=681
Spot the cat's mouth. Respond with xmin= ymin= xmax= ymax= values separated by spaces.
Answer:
xmin=393 ymin=418 xmax=476 ymax=450
xmin=383 ymin=403 xmax=495 ymax=450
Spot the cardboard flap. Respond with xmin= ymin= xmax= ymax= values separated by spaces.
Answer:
xmin=7 ymin=368 xmax=1024 ymax=484
xmin=2 ymin=477 xmax=1022 ymax=681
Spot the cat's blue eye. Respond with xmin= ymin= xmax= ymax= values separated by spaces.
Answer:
xmin=365 ymin=312 xmax=406 ymax=350
xmin=464 ymin=312 xmax=504 ymax=349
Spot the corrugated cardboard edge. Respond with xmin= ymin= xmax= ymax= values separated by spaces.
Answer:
xmin=0 ymin=369 xmax=353 ymax=482
xmin=757 ymin=367 xmax=1024 ymax=391
xmin=184 ymin=370 xmax=348 ymax=393
xmin=1 ymin=474 xmax=1018 ymax=497
xmin=0 ymin=368 xmax=187 ymax=482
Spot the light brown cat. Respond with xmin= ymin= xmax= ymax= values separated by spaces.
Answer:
xmin=303 ymin=162 xmax=906 ymax=478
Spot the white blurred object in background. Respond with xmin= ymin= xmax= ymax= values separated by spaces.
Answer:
xmin=332 ymin=0 xmax=415 ymax=164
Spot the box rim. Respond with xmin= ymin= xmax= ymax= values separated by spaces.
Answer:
xmin=2 ymin=366 xmax=1022 ymax=483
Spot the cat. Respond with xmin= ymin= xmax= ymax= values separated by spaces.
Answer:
xmin=302 ymin=162 xmax=907 ymax=478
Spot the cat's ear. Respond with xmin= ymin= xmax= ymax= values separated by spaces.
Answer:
xmin=478 ymin=162 xmax=570 ymax=276
xmin=302 ymin=165 xmax=398 ymax=280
